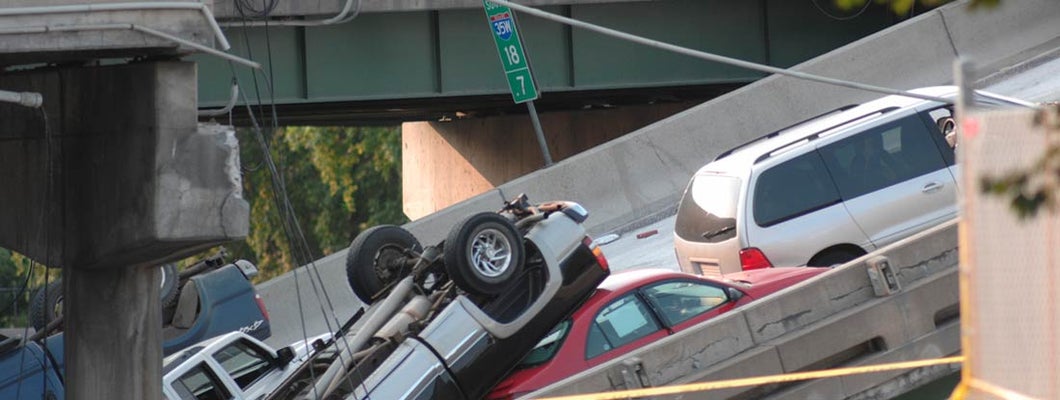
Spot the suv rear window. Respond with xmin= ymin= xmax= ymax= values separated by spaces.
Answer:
xmin=753 ymin=152 xmax=840 ymax=226
xmin=675 ymin=175 xmax=740 ymax=243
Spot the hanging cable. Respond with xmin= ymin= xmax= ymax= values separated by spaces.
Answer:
xmin=247 ymin=3 xmax=378 ymax=393
xmin=234 ymin=0 xmax=279 ymax=19
xmin=405 ymin=334 xmax=470 ymax=400
xmin=810 ymin=0 xmax=873 ymax=21
xmin=16 ymin=103 xmax=56 ymax=400
xmin=219 ymin=0 xmax=362 ymax=27
xmin=226 ymin=49 xmax=369 ymax=396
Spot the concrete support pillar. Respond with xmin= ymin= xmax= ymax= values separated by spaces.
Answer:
xmin=401 ymin=102 xmax=696 ymax=219
xmin=0 ymin=61 xmax=248 ymax=269
xmin=64 ymin=265 xmax=162 ymax=400
xmin=0 ymin=61 xmax=247 ymax=400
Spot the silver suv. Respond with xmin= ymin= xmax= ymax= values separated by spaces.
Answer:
xmin=673 ymin=86 xmax=1029 ymax=276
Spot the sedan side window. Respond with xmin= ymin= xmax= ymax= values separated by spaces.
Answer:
xmin=173 ymin=363 xmax=232 ymax=400
xmin=585 ymin=294 xmax=661 ymax=359
xmin=643 ymin=280 xmax=728 ymax=326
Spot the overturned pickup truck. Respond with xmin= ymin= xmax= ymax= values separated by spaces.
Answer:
xmin=267 ymin=196 xmax=611 ymax=400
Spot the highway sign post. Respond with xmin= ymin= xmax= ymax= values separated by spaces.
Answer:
xmin=483 ymin=0 xmax=552 ymax=165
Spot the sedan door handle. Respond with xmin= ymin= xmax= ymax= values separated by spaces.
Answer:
xmin=922 ymin=182 xmax=943 ymax=193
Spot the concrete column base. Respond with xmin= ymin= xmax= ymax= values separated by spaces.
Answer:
xmin=401 ymin=102 xmax=695 ymax=219
xmin=64 ymin=265 xmax=162 ymax=400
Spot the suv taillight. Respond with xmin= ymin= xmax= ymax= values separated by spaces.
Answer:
xmin=584 ymin=237 xmax=610 ymax=271
xmin=255 ymin=293 xmax=270 ymax=321
xmin=739 ymin=248 xmax=772 ymax=271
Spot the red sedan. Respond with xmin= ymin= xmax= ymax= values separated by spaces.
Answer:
xmin=487 ymin=266 xmax=830 ymax=399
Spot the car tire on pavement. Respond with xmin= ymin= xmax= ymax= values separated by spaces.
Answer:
xmin=444 ymin=212 xmax=524 ymax=296
xmin=346 ymin=225 xmax=422 ymax=305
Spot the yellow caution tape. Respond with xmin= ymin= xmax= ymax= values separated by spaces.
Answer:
xmin=534 ymin=356 xmax=964 ymax=400
xmin=956 ymin=378 xmax=1040 ymax=400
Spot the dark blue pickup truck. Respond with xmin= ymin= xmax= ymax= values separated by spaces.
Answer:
xmin=0 ymin=257 xmax=271 ymax=400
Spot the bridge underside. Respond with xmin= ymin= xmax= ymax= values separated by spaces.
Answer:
xmin=198 ymin=0 xmax=905 ymax=124
xmin=195 ymin=1 xmax=909 ymax=218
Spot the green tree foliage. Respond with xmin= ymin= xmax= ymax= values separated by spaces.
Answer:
xmin=236 ymin=126 xmax=407 ymax=282
xmin=0 ymin=249 xmax=51 ymax=327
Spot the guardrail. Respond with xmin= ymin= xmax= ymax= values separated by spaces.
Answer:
xmin=529 ymin=219 xmax=961 ymax=399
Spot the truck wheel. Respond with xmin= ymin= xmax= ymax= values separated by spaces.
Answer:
xmin=346 ymin=225 xmax=422 ymax=305
xmin=444 ymin=212 xmax=524 ymax=296
xmin=30 ymin=280 xmax=63 ymax=331
xmin=30 ymin=264 xmax=182 ymax=331
xmin=159 ymin=263 xmax=179 ymax=308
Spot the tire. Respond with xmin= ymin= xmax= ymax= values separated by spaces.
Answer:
xmin=30 ymin=264 xmax=183 ymax=331
xmin=159 ymin=263 xmax=179 ymax=309
xmin=30 ymin=280 xmax=63 ymax=332
xmin=346 ymin=225 xmax=422 ymax=305
xmin=444 ymin=212 xmax=525 ymax=296
xmin=808 ymin=249 xmax=864 ymax=267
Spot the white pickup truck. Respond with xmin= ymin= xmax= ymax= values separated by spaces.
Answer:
xmin=162 ymin=331 xmax=329 ymax=400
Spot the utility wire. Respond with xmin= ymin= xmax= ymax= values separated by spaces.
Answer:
xmin=225 ymin=44 xmax=365 ymax=395
xmin=242 ymin=3 xmax=377 ymax=394
xmin=810 ymin=0 xmax=873 ymax=21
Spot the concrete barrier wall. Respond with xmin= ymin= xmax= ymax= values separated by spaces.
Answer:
xmin=530 ymin=220 xmax=961 ymax=399
xmin=258 ymin=0 xmax=1060 ymax=344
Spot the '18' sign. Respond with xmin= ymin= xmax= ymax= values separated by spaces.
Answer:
xmin=482 ymin=1 xmax=538 ymax=104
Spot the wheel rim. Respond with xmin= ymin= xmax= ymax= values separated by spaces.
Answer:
xmin=159 ymin=268 xmax=168 ymax=289
xmin=469 ymin=228 xmax=512 ymax=278
xmin=373 ymin=244 xmax=407 ymax=282
xmin=53 ymin=296 xmax=63 ymax=319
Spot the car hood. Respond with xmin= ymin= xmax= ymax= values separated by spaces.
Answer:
xmin=725 ymin=267 xmax=829 ymax=298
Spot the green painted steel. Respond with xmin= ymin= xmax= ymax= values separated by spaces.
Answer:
xmin=483 ymin=0 xmax=539 ymax=103
xmin=571 ymin=0 xmax=767 ymax=88
xmin=194 ymin=1 xmax=895 ymax=107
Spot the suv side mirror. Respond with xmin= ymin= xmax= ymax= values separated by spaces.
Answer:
xmin=276 ymin=346 xmax=295 ymax=366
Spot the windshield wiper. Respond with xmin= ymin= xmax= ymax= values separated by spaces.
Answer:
xmin=702 ymin=225 xmax=735 ymax=240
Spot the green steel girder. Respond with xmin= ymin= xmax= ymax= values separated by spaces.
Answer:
xmin=194 ymin=0 xmax=897 ymax=112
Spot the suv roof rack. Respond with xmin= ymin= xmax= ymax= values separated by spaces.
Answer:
xmin=753 ymin=106 xmax=900 ymax=165
xmin=712 ymin=104 xmax=857 ymax=162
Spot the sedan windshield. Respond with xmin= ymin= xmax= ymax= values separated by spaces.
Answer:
xmin=516 ymin=320 xmax=571 ymax=368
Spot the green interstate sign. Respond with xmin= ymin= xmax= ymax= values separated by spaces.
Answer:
xmin=483 ymin=1 xmax=539 ymax=103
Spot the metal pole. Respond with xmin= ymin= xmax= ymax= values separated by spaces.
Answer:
xmin=526 ymin=100 xmax=553 ymax=166
xmin=954 ymin=59 xmax=975 ymax=151
xmin=955 ymin=59 xmax=975 ymax=113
